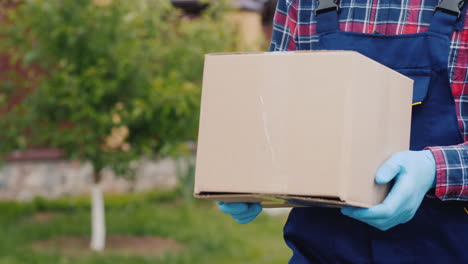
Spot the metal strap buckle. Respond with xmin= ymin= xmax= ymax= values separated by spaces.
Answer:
xmin=316 ymin=0 xmax=340 ymax=15
xmin=435 ymin=0 xmax=465 ymax=18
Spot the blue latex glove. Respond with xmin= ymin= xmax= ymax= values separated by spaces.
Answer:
xmin=341 ymin=150 xmax=436 ymax=231
xmin=216 ymin=202 xmax=263 ymax=224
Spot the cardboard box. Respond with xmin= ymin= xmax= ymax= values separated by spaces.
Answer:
xmin=194 ymin=51 xmax=413 ymax=208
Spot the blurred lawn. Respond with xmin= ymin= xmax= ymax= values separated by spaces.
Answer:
xmin=0 ymin=192 xmax=291 ymax=264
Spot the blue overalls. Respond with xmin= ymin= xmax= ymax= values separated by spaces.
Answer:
xmin=284 ymin=0 xmax=468 ymax=263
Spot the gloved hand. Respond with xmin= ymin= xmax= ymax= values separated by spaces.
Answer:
xmin=216 ymin=201 xmax=263 ymax=224
xmin=341 ymin=150 xmax=436 ymax=231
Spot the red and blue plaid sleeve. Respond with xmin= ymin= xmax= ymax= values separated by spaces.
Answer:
xmin=425 ymin=7 xmax=468 ymax=201
xmin=427 ymin=145 xmax=468 ymax=200
xmin=269 ymin=0 xmax=297 ymax=51
xmin=268 ymin=0 xmax=468 ymax=201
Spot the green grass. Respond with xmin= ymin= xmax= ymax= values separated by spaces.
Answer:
xmin=0 ymin=192 xmax=291 ymax=264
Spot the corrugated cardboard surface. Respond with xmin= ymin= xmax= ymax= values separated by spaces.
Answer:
xmin=195 ymin=51 xmax=413 ymax=208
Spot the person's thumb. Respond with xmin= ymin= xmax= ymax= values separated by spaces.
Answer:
xmin=375 ymin=157 xmax=401 ymax=184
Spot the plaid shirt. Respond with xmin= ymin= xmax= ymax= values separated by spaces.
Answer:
xmin=270 ymin=0 xmax=468 ymax=201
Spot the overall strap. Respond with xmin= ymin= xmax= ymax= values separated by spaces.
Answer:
xmin=429 ymin=0 xmax=465 ymax=37
xmin=316 ymin=0 xmax=466 ymax=36
xmin=316 ymin=0 xmax=340 ymax=34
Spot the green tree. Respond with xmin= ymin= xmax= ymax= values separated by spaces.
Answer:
xmin=0 ymin=0 xmax=237 ymax=251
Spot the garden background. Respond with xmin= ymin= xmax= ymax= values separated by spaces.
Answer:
xmin=0 ymin=0 xmax=291 ymax=263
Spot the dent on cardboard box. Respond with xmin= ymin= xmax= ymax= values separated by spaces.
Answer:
xmin=194 ymin=51 xmax=413 ymax=208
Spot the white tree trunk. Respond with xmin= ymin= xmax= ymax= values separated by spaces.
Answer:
xmin=90 ymin=183 xmax=106 ymax=251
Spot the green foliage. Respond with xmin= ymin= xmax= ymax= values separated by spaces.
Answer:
xmin=0 ymin=190 xmax=179 ymax=223
xmin=0 ymin=0 xmax=238 ymax=176
xmin=0 ymin=193 xmax=290 ymax=263
xmin=0 ymin=201 xmax=36 ymax=223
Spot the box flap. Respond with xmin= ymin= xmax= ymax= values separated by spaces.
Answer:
xmin=195 ymin=192 xmax=369 ymax=208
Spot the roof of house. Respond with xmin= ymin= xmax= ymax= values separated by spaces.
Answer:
xmin=170 ymin=0 xmax=269 ymax=13
xmin=170 ymin=0 xmax=208 ymax=14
